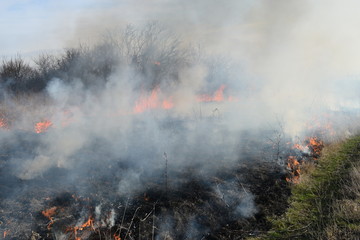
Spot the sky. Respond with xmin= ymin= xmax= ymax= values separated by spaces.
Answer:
xmin=0 ymin=0 xmax=255 ymax=58
xmin=0 ymin=0 xmax=121 ymax=57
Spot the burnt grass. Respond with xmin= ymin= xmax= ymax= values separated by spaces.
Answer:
xmin=0 ymin=147 xmax=291 ymax=240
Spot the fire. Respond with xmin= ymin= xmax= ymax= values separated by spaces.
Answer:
xmin=162 ymin=98 xmax=174 ymax=109
xmin=134 ymin=89 xmax=159 ymax=113
xmin=286 ymin=156 xmax=301 ymax=184
xmin=197 ymin=85 xmax=226 ymax=102
xmin=35 ymin=120 xmax=53 ymax=133
xmin=78 ymin=216 xmax=94 ymax=230
xmin=42 ymin=206 xmax=57 ymax=230
xmin=133 ymin=84 xmax=238 ymax=113
xmin=196 ymin=84 xmax=238 ymax=102
xmin=292 ymin=137 xmax=324 ymax=160
xmin=0 ymin=118 xmax=6 ymax=128
xmin=133 ymin=88 xmax=174 ymax=113
xmin=114 ymin=233 xmax=121 ymax=240
xmin=67 ymin=216 xmax=95 ymax=239
xmin=213 ymin=84 xmax=225 ymax=102
xmin=286 ymin=136 xmax=325 ymax=184
xmin=3 ymin=230 xmax=9 ymax=238
xmin=307 ymin=137 xmax=324 ymax=159
xmin=292 ymin=143 xmax=304 ymax=151
xmin=0 ymin=116 xmax=9 ymax=130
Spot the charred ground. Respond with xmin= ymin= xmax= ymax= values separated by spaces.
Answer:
xmin=0 ymin=138 xmax=291 ymax=239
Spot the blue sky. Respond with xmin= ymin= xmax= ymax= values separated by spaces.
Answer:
xmin=0 ymin=0 xmax=253 ymax=58
xmin=0 ymin=0 xmax=119 ymax=57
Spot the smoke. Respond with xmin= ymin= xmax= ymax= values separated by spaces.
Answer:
xmin=12 ymin=59 xmax=245 ymax=180
xmin=1 ymin=1 xmax=360 ymax=238
xmin=239 ymin=0 xmax=360 ymax=134
xmin=214 ymin=181 xmax=257 ymax=219
xmin=2 ymin=0 xmax=360 ymax=197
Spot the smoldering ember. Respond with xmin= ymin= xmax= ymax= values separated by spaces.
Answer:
xmin=1 ymin=1 xmax=360 ymax=240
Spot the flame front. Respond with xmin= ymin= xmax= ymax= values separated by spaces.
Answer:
xmin=307 ymin=137 xmax=324 ymax=159
xmin=35 ymin=120 xmax=53 ymax=133
xmin=78 ymin=216 xmax=94 ymax=230
xmin=292 ymin=143 xmax=304 ymax=151
xmin=133 ymin=89 xmax=159 ymax=113
xmin=42 ymin=206 xmax=57 ymax=230
xmin=66 ymin=216 xmax=95 ymax=240
xmin=3 ymin=230 xmax=9 ymax=238
xmin=286 ymin=136 xmax=325 ymax=184
xmin=197 ymin=85 xmax=226 ymax=102
xmin=213 ymin=84 xmax=225 ymax=102
xmin=162 ymin=97 xmax=174 ymax=109
xmin=0 ymin=118 xmax=6 ymax=128
xmin=133 ymin=88 xmax=174 ymax=113
xmin=286 ymin=156 xmax=301 ymax=183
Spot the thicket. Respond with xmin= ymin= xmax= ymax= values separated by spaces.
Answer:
xmin=0 ymin=23 xmax=202 ymax=96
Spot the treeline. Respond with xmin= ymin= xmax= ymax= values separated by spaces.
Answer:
xmin=0 ymin=23 xmax=202 ymax=95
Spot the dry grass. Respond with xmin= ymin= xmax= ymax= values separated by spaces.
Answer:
xmin=250 ymin=136 xmax=360 ymax=240
xmin=325 ymin=161 xmax=360 ymax=239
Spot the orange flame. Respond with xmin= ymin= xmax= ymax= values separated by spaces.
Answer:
xmin=35 ymin=120 xmax=53 ymax=133
xmin=286 ymin=156 xmax=301 ymax=184
xmin=3 ymin=230 xmax=9 ymax=238
xmin=0 ymin=117 xmax=9 ymax=130
xmin=133 ymin=84 xmax=237 ymax=113
xmin=79 ymin=216 xmax=94 ymax=230
xmin=286 ymin=137 xmax=324 ymax=184
xmin=0 ymin=118 xmax=6 ymax=128
xmin=134 ymin=89 xmax=159 ymax=113
xmin=292 ymin=143 xmax=304 ymax=151
xmin=133 ymin=88 xmax=174 ymax=113
xmin=162 ymin=98 xmax=174 ymax=109
xmin=213 ymin=85 xmax=225 ymax=102
xmin=114 ymin=233 xmax=121 ymax=240
xmin=42 ymin=206 xmax=57 ymax=230
xmin=67 ymin=216 xmax=95 ymax=239
xmin=197 ymin=85 xmax=226 ymax=102
xmin=307 ymin=137 xmax=324 ymax=159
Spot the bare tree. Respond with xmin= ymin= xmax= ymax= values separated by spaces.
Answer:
xmin=0 ymin=56 xmax=41 ymax=93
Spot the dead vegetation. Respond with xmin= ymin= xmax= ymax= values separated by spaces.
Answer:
xmin=0 ymin=151 xmax=291 ymax=239
xmin=325 ymin=158 xmax=360 ymax=239
xmin=251 ymin=136 xmax=360 ymax=239
xmin=0 ymin=124 xmax=329 ymax=239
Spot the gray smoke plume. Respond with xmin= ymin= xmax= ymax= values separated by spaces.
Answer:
xmin=1 ymin=1 xmax=360 ymax=238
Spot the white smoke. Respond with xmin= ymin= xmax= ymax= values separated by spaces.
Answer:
xmin=2 ymin=3 xmax=360 ymax=237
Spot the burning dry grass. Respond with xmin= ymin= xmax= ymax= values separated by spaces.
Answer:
xmin=285 ymin=136 xmax=324 ymax=184
xmin=251 ymin=136 xmax=360 ymax=239
xmin=35 ymin=120 xmax=53 ymax=134
xmin=42 ymin=206 xmax=58 ymax=230
xmin=0 ymin=160 xmax=291 ymax=240
xmin=0 ymin=122 xmax=329 ymax=239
